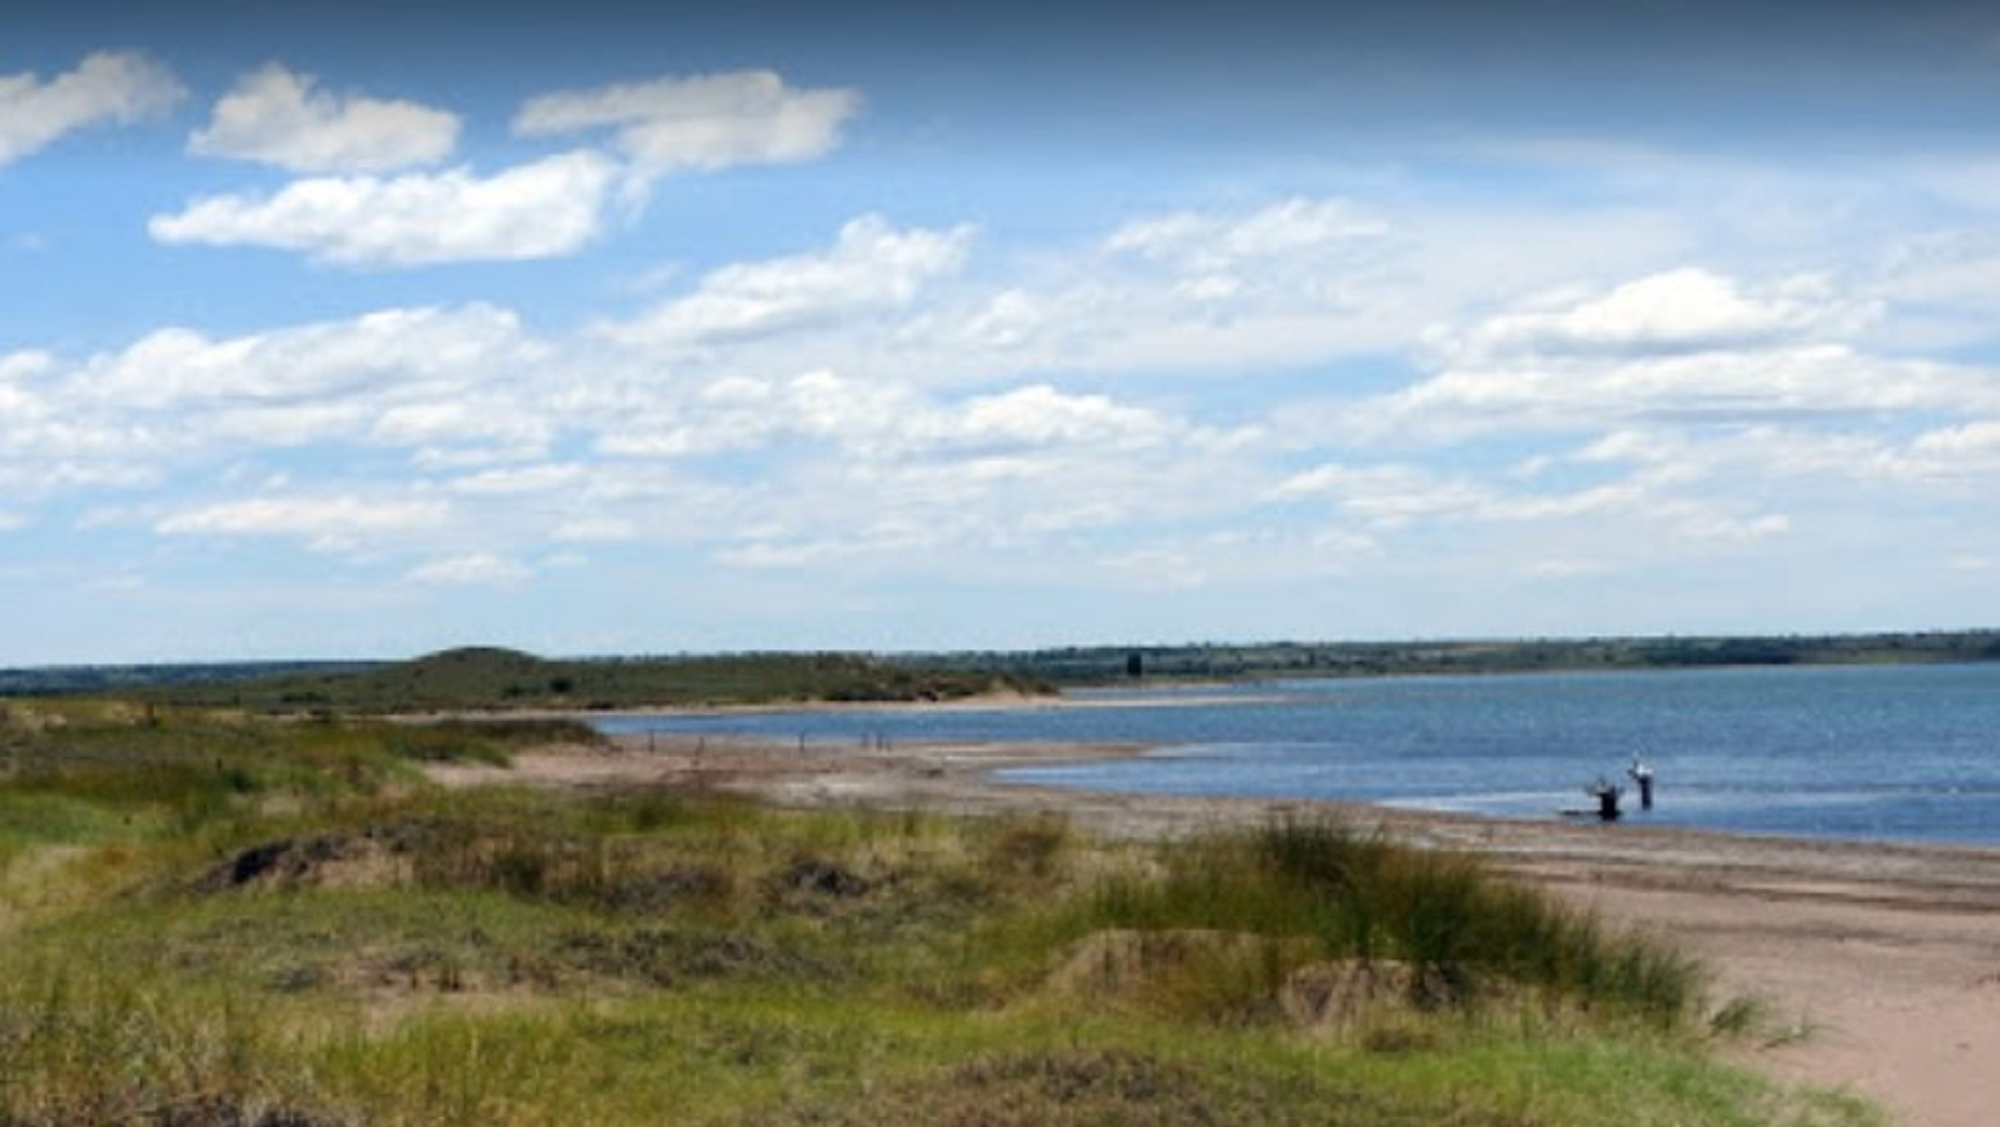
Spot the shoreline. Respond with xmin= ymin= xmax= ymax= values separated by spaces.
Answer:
xmin=569 ymin=677 xmax=2000 ymax=853
xmin=430 ymin=732 xmax=2000 ymax=1127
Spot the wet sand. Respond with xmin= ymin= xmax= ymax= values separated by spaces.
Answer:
xmin=430 ymin=734 xmax=2000 ymax=1127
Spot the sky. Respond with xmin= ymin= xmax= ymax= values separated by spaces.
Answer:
xmin=7 ymin=0 xmax=2000 ymax=663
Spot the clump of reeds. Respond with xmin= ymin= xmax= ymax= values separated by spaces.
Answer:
xmin=1083 ymin=815 xmax=1703 ymax=1028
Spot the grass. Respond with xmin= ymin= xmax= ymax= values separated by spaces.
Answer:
xmin=0 ymin=705 xmax=1882 ymax=1127
xmin=1077 ymin=817 xmax=1703 ymax=1028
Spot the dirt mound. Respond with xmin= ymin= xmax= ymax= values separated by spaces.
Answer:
xmin=197 ymin=831 xmax=410 ymax=893
xmin=1279 ymin=959 xmax=1457 ymax=1028
xmin=782 ymin=860 xmax=871 ymax=898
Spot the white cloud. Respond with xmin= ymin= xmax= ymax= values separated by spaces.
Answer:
xmin=865 ymin=196 xmax=1445 ymax=385
xmin=928 ymin=384 xmax=1182 ymax=453
xmin=156 ymin=494 xmax=451 ymax=553
xmin=445 ymin=463 xmax=585 ymax=496
xmin=577 ymin=362 xmax=1267 ymax=576
xmin=1877 ymin=419 xmax=2000 ymax=483
xmin=1454 ymin=268 xmax=1855 ymax=359
xmin=32 ymin=181 xmax=2000 ymax=632
xmin=606 ymin=215 xmax=972 ymax=346
xmin=595 ymin=369 xmax=1208 ymax=468
xmin=1090 ymin=197 xmax=1395 ymax=338
xmin=405 ymin=552 xmax=532 ymax=587
xmin=80 ymin=304 xmax=533 ymax=411
xmin=148 ymin=150 xmax=621 ymax=266
xmin=1387 ymin=344 xmax=1991 ymax=442
xmin=189 ymin=63 xmax=460 ymax=173
xmin=1269 ymin=454 xmax=1797 ymax=576
xmin=1911 ymin=419 xmax=2000 ymax=457
xmin=1106 ymin=196 xmax=1389 ymax=272
xmin=372 ymin=401 xmax=554 ymax=463
xmin=0 ymin=50 xmax=182 ymax=167
xmin=1271 ymin=463 xmax=1498 ymax=525
xmin=1344 ymin=268 xmax=1998 ymax=444
xmin=553 ymin=517 xmax=639 ymax=543
xmin=515 ymin=69 xmax=858 ymax=172
xmin=0 ymin=304 xmax=551 ymax=500
xmin=1276 ymin=457 xmax=1670 ymax=527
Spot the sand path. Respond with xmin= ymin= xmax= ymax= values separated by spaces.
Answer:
xmin=431 ymin=736 xmax=2000 ymax=1127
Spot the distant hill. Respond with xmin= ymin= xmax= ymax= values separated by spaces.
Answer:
xmin=105 ymin=647 xmax=1051 ymax=714
xmin=914 ymin=629 xmax=2000 ymax=684
xmin=0 ymin=660 xmax=379 ymax=697
xmin=9 ymin=629 xmax=2000 ymax=708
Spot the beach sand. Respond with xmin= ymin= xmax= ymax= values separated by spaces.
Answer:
xmin=430 ymin=734 xmax=2000 ymax=1127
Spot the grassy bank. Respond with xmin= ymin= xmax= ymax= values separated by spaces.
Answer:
xmin=0 ymin=704 xmax=1880 ymax=1126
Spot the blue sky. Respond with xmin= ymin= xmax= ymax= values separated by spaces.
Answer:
xmin=7 ymin=0 xmax=2000 ymax=663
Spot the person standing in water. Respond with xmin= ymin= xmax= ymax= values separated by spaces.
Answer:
xmin=1628 ymin=756 xmax=1655 ymax=811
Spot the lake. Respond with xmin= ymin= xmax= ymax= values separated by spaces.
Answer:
xmin=593 ymin=663 xmax=2000 ymax=846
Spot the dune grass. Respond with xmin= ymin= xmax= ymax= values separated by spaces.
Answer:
xmin=0 ymin=704 xmax=1880 ymax=1127
xmin=1078 ymin=817 xmax=1704 ymax=1028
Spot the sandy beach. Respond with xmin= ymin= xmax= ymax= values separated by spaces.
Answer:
xmin=431 ymin=733 xmax=2000 ymax=1127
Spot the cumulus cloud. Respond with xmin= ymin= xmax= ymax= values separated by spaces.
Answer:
xmin=156 ymin=494 xmax=452 ymax=553
xmin=148 ymin=150 xmax=621 ymax=266
xmin=1106 ymin=196 xmax=1389 ymax=271
xmin=872 ymin=196 xmax=1420 ymax=385
xmin=1453 ymin=267 xmax=1855 ymax=359
xmin=78 ymin=304 xmax=533 ymax=411
xmin=1911 ymin=419 xmax=2000 ymax=458
xmin=0 ymin=50 xmax=183 ymax=167
xmin=514 ymin=69 xmax=858 ymax=172
xmin=189 ymin=63 xmax=460 ymax=173
xmin=0 ymin=304 xmax=550 ymax=503
xmin=1349 ymin=268 xmax=1989 ymax=443
xmin=37 ymin=183 xmax=2000 ymax=617
xmin=606 ymin=215 xmax=972 ymax=346
xmin=597 ymin=370 xmax=1200 ymax=467
xmin=1271 ymin=457 xmax=1790 ymax=562
xmin=372 ymin=401 xmax=554 ymax=464
xmin=405 ymin=552 xmax=532 ymax=586
xmin=923 ymin=385 xmax=1182 ymax=453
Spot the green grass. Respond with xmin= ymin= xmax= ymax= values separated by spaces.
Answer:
xmin=1076 ymin=817 xmax=1703 ymax=1028
xmin=0 ymin=706 xmax=1881 ymax=1127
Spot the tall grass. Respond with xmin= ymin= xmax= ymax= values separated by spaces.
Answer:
xmin=1084 ymin=816 xmax=1704 ymax=1027
xmin=0 ymin=707 xmax=1864 ymax=1127
xmin=0 ymin=960 xmax=333 ymax=1126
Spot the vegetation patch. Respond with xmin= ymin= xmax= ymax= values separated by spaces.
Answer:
xmin=766 ymin=1046 xmax=1539 ymax=1127
xmin=115 ymin=647 xmax=1052 ymax=714
xmin=1078 ymin=818 xmax=1703 ymax=1028
xmin=0 ymin=707 xmax=1878 ymax=1127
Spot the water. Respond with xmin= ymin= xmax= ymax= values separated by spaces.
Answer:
xmin=593 ymin=663 xmax=2000 ymax=846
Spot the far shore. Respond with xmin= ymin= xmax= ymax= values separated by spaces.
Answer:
xmin=430 ymin=728 xmax=2000 ymax=1127
xmin=408 ymin=686 xmax=1289 ymax=723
